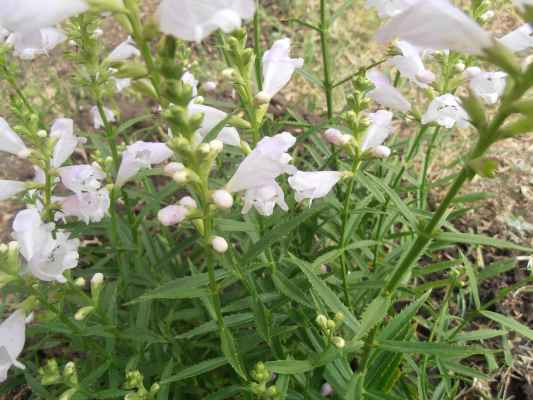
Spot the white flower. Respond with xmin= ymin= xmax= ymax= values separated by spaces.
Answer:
xmin=323 ymin=128 xmax=352 ymax=146
xmin=188 ymin=104 xmax=240 ymax=146
xmin=0 ymin=0 xmax=88 ymax=34
xmin=106 ymin=36 xmax=139 ymax=62
xmin=0 ymin=310 xmax=27 ymax=383
xmin=7 ymin=27 xmax=66 ymax=60
xmin=320 ymin=383 xmax=334 ymax=397
xmin=288 ymin=171 xmax=343 ymax=202
xmin=389 ymin=41 xmax=435 ymax=88
xmin=375 ymin=0 xmax=493 ymax=56
xmin=12 ymin=208 xmax=79 ymax=283
xmin=361 ymin=110 xmax=394 ymax=152
xmin=157 ymin=0 xmax=255 ymax=42
xmin=499 ymin=24 xmax=533 ymax=53
xmin=0 ymin=117 xmax=30 ymax=158
xmin=258 ymin=38 xmax=304 ymax=101
xmin=0 ymin=180 xmax=27 ymax=201
xmin=50 ymin=118 xmax=84 ymax=168
xmin=366 ymin=69 xmax=412 ymax=112
xmin=157 ymin=205 xmax=188 ymax=226
xmin=242 ymin=181 xmax=288 ymax=216
xmin=112 ymin=77 xmax=131 ymax=93
xmin=182 ymin=71 xmax=199 ymax=98
xmin=226 ymin=132 xmax=297 ymax=193
xmin=465 ymin=68 xmax=507 ymax=105
xmin=57 ymin=189 xmax=110 ymax=224
xmin=366 ymin=0 xmax=417 ymax=17
xmin=422 ymin=94 xmax=469 ymax=128
xmin=179 ymin=196 xmax=197 ymax=209
xmin=211 ymin=236 xmax=229 ymax=253
xmin=116 ymin=141 xmax=173 ymax=187
xmin=212 ymin=189 xmax=234 ymax=209
xmin=90 ymin=106 xmax=115 ymax=130
xmin=58 ymin=164 xmax=106 ymax=193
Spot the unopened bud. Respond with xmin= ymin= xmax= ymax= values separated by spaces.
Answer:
xmin=173 ymin=171 xmax=189 ymax=184
xmin=316 ymin=314 xmax=328 ymax=329
xmin=464 ymin=66 xmax=482 ymax=79
xmin=209 ymin=139 xmax=224 ymax=153
xmin=212 ymin=189 xmax=233 ymax=209
xmin=158 ymin=205 xmax=188 ymax=226
xmin=211 ymin=236 xmax=229 ymax=253
xmin=255 ymin=91 xmax=271 ymax=104
xmin=368 ymin=145 xmax=391 ymax=158
xmin=331 ymin=336 xmax=345 ymax=349
xmin=74 ymin=306 xmax=94 ymax=321
xmin=324 ymin=128 xmax=350 ymax=146
xmin=37 ymin=130 xmax=48 ymax=138
xmin=321 ymin=383 xmax=334 ymax=397
xmin=326 ymin=319 xmax=336 ymax=329
xmin=198 ymin=143 xmax=211 ymax=155
xmin=179 ymin=196 xmax=197 ymax=209
xmin=192 ymin=95 xmax=205 ymax=105
xmin=164 ymin=162 xmax=185 ymax=176
xmin=454 ymin=62 xmax=466 ymax=72
xmin=74 ymin=277 xmax=86 ymax=287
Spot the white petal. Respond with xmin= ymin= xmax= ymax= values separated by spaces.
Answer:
xmin=157 ymin=0 xmax=255 ymax=42
xmin=182 ymin=71 xmax=199 ymax=98
xmin=12 ymin=208 xmax=51 ymax=262
xmin=188 ymin=103 xmax=240 ymax=146
xmin=116 ymin=142 xmax=172 ymax=186
xmin=366 ymin=69 xmax=411 ymax=112
xmin=261 ymin=38 xmax=304 ymax=99
xmin=90 ymin=106 xmax=115 ymax=129
xmin=366 ymin=0 xmax=417 ymax=17
xmin=499 ymin=24 xmax=533 ymax=53
xmin=51 ymin=118 xmax=79 ymax=168
xmin=375 ymin=0 xmax=493 ymax=55
xmin=0 ymin=117 xmax=28 ymax=156
xmin=421 ymin=94 xmax=469 ymax=128
xmin=288 ymin=171 xmax=343 ymax=202
xmin=389 ymin=41 xmax=435 ymax=88
xmin=361 ymin=110 xmax=394 ymax=151
xmin=58 ymin=190 xmax=110 ymax=224
xmin=242 ymin=181 xmax=288 ymax=216
xmin=0 ymin=180 xmax=26 ymax=200
xmin=107 ymin=36 xmax=140 ymax=62
xmin=58 ymin=164 xmax=106 ymax=193
xmin=468 ymin=70 xmax=507 ymax=105
xmin=0 ymin=309 xmax=26 ymax=378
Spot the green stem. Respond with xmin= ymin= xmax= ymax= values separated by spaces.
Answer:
xmin=253 ymin=2 xmax=263 ymax=91
xmin=418 ymin=127 xmax=441 ymax=209
xmin=319 ymin=0 xmax=334 ymax=120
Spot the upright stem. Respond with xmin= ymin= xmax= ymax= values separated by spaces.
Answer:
xmin=253 ymin=2 xmax=263 ymax=91
xmin=319 ymin=0 xmax=334 ymax=120
xmin=418 ymin=127 xmax=441 ymax=208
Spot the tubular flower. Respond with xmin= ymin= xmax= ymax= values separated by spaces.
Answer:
xmin=50 ymin=118 xmax=85 ymax=168
xmin=0 ymin=118 xmax=30 ymax=158
xmin=242 ymin=182 xmax=289 ymax=216
xmin=465 ymin=68 xmax=507 ymax=105
xmin=157 ymin=0 xmax=255 ymax=42
xmin=422 ymin=94 xmax=469 ymax=128
xmin=0 ymin=310 xmax=27 ymax=383
xmin=0 ymin=180 xmax=27 ymax=201
xmin=188 ymin=104 xmax=241 ymax=146
xmin=366 ymin=69 xmax=411 ymax=112
xmin=90 ymin=106 xmax=116 ymax=130
xmin=58 ymin=164 xmax=106 ymax=193
xmin=258 ymin=38 xmax=304 ymax=101
xmin=361 ymin=110 xmax=394 ymax=154
xmin=389 ymin=41 xmax=435 ymax=88
xmin=7 ymin=28 xmax=66 ymax=60
xmin=226 ymin=132 xmax=297 ymax=193
xmin=375 ymin=0 xmax=493 ymax=56
xmin=57 ymin=190 xmax=111 ymax=224
xmin=106 ymin=36 xmax=140 ymax=62
xmin=289 ymin=171 xmax=344 ymax=203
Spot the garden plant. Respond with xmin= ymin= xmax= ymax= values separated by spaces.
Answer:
xmin=1 ymin=0 xmax=533 ymax=398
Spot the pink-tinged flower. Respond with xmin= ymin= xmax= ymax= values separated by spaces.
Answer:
xmin=242 ymin=181 xmax=288 ymax=216
xmin=366 ymin=69 xmax=412 ymax=112
xmin=288 ymin=171 xmax=344 ymax=202
xmin=465 ymin=68 xmax=507 ymax=105
xmin=0 ymin=310 xmax=27 ymax=383
xmin=157 ymin=204 xmax=188 ymax=226
xmin=258 ymin=38 xmax=304 ymax=101
xmin=366 ymin=0 xmax=417 ymax=17
xmin=226 ymin=132 xmax=297 ymax=193
xmin=211 ymin=236 xmax=228 ymax=253
xmin=157 ymin=0 xmax=255 ymax=42
xmin=323 ymin=128 xmax=352 ymax=146
xmin=116 ymin=141 xmax=173 ymax=187
xmin=361 ymin=110 xmax=394 ymax=152
xmin=499 ymin=24 xmax=533 ymax=53
xmin=106 ymin=36 xmax=140 ymax=62
xmin=58 ymin=164 xmax=106 ymax=193
xmin=50 ymin=118 xmax=84 ymax=168
xmin=422 ymin=94 xmax=469 ymax=128
xmin=0 ymin=0 xmax=88 ymax=34
xmin=389 ymin=41 xmax=435 ymax=88
xmin=7 ymin=27 xmax=66 ymax=60
xmin=188 ymin=103 xmax=241 ymax=146
xmin=90 ymin=106 xmax=115 ymax=130
xmin=0 ymin=118 xmax=30 ymax=158
xmin=12 ymin=208 xmax=79 ymax=283
xmin=57 ymin=189 xmax=110 ymax=224
xmin=320 ymin=382 xmax=334 ymax=397
xmin=0 ymin=180 xmax=27 ymax=201
xmin=375 ymin=0 xmax=493 ymax=56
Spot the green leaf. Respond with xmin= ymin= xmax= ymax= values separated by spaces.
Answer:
xmin=377 ymin=340 xmax=488 ymax=358
xmin=289 ymin=255 xmax=360 ymax=332
xmin=272 ymin=270 xmax=314 ymax=308
xmin=454 ymin=329 xmax=508 ymax=342
xmin=265 ymin=360 xmax=314 ymax=374
xmin=480 ymin=311 xmax=533 ymax=340
xmin=355 ymin=295 xmax=391 ymax=340
xmin=440 ymin=360 xmax=489 ymax=380
xmin=161 ymin=357 xmax=228 ymax=384
xmin=345 ymin=373 xmax=364 ymax=399
xmin=242 ymin=203 xmax=328 ymax=263
xmin=462 ymin=253 xmax=480 ymax=310
xmin=436 ymin=232 xmax=532 ymax=252
xmin=221 ymin=328 xmax=248 ymax=380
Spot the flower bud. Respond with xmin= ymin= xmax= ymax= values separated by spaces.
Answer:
xmin=74 ymin=277 xmax=86 ymax=287
xmin=179 ymin=196 xmax=197 ymax=209
xmin=211 ymin=236 xmax=229 ymax=253
xmin=464 ymin=66 xmax=482 ymax=79
xmin=192 ymin=95 xmax=205 ymax=105
xmin=74 ymin=306 xmax=94 ymax=321
xmin=331 ymin=336 xmax=345 ymax=349
xmin=324 ymin=128 xmax=350 ymax=146
xmin=212 ymin=189 xmax=233 ymax=209
xmin=454 ymin=62 xmax=466 ymax=72
xmin=368 ymin=145 xmax=391 ymax=159
xmin=202 ymin=81 xmax=218 ymax=92
xmin=91 ymin=272 xmax=104 ymax=299
xmin=321 ymin=383 xmax=334 ymax=397
xmin=326 ymin=319 xmax=336 ymax=329
xmin=255 ymin=91 xmax=271 ymax=104
xmin=316 ymin=314 xmax=328 ymax=329
xmin=198 ymin=143 xmax=211 ymax=155
xmin=158 ymin=205 xmax=188 ymax=226
xmin=209 ymin=139 xmax=224 ymax=153
xmin=164 ymin=162 xmax=185 ymax=176
xmin=37 ymin=130 xmax=48 ymax=138
xmin=172 ymin=171 xmax=189 ymax=184
xmin=222 ymin=68 xmax=235 ymax=79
